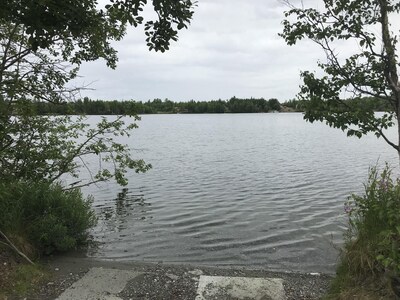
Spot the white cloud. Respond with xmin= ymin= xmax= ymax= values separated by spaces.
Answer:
xmin=75 ymin=0 xmax=351 ymax=102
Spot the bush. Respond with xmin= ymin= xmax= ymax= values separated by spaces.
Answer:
xmin=328 ymin=165 xmax=400 ymax=298
xmin=0 ymin=181 xmax=96 ymax=255
xmin=346 ymin=166 xmax=400 ymax=275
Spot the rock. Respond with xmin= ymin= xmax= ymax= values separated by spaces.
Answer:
xmin=195 ymin=275 xmax=286 ymax=300
xmin=188 ymin=269 xmax=203 ymax=276
xmin=166 ymin=273 xmax=179 ymax=281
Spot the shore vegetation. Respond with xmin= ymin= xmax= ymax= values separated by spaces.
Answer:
xmin=327 ymin=166 xmax=400 ymax=299
xmin=33 ymin=97 xmax=282 ymax=115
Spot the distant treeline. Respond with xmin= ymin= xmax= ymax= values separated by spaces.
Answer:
xmin=282 ymin=97 xmax=392 ymax=112
xmin=34 ymin=97 xmax=282 ymax=115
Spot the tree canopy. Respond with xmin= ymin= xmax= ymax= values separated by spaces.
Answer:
xmin=280 ymin=0 xmax=400 ymax=155
xmin=0 ymin=1 xmax=195 ymax=188
xmin=33 ymin=97 xmax=282 ymax=115
xmin=0 ymin=0 xmax=195 ymax=58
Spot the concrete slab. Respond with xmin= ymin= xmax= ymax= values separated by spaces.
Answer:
xmin=195 ymin=275 xmax=286 ymax=300
xmin=57 ymin=267 xmax=140 ymax=300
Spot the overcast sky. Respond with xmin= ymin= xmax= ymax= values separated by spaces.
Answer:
xmin=76 ymin=0 xmax=328 ymax=102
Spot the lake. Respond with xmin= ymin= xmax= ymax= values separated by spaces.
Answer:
xmin=81 ymin=113 xmax=398 ymax=273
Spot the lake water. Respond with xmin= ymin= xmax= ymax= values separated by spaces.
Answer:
xmin=81 ymin=113 xmax=398 ymax=273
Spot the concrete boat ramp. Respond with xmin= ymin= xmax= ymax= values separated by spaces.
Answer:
xmin=39 ymin=257 xmax=332 ymax=300
xmin=57 ymin=267 xmax=285 ymax=300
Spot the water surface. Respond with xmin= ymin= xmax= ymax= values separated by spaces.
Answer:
xmin=82 ymin=113 xmax=397 ymax=273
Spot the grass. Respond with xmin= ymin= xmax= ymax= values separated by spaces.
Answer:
xmin=12 ymin=264 xmax=48 ymax=295
xmin=0 ymin=246 xmax=49 ymax=300
xmin=325 ymin=258 xmax=391 ymax=299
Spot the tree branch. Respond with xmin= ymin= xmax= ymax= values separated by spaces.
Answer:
xmin=0 ymin=229 xmax=34 ymax=265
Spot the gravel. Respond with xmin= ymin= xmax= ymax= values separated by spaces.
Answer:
xmin=27 ymin=256 xmax=333 ymax=300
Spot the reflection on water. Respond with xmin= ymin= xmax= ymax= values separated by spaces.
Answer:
xmin=83 ymin=113 xmax=398 ymax=273
xmin=94 ymin=188 xmax=152 ymax=235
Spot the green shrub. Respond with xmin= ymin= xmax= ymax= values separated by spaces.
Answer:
xmin=328 ymin=165 xmax=400 ymax=298
xmin=345 ymin=165 xmax=400 ymax=275
xmin=0 ymin=181 xmax=97 ymax=255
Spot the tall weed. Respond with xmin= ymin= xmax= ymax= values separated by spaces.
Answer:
xmin=345 ymin=165 xmax=400 ymax=276
xmin=329 ymin=165 xmax=400 ymax=298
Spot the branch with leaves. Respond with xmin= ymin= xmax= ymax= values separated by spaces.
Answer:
xmin=0 ymin=113 xmax=151 ymax=188
xmin=280 ymin=0 xmax=400 ymax=156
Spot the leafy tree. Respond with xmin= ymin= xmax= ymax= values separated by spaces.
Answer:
xmin=0 ymin=1 xmax=195 ymax=188
xmin=268 ymin=98 xmax=281 ymax=111
xmin=280 ymin=0 xmax=400 ymax=157
xmin=0 ymin=23 xmax=150 ymax=188
xmin=0 ymin=0 xmax=195 ymax=55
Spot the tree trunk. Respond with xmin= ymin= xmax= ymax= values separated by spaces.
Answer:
xmin=379 ymin=0 xmax=400 ymax=165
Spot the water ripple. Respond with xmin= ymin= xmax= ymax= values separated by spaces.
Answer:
xmin=83 ymin=113 xmax=398 ymax=273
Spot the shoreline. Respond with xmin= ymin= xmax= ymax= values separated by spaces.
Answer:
xmin=32 ymin=255 xmax=333 ymax=299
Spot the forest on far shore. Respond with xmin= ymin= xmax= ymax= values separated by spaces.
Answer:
xmin=34 ymin=97 xmax=282 ymax=115
xmin=32 ymin=96 xmax=392 ymax=115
